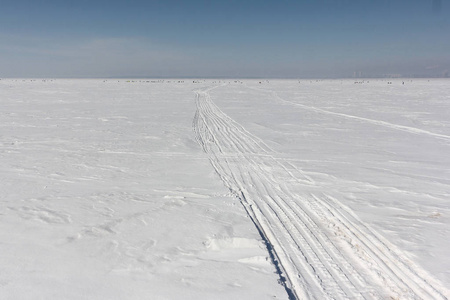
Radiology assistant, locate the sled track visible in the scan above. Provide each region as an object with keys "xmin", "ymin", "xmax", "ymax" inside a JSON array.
[
  {"xmin": 247, "ymin": 85, "xmax": 450, "ymax": 143},
  {"xmin": 192, "ymin": 86, "xmax": 449, "ymax": 300}
]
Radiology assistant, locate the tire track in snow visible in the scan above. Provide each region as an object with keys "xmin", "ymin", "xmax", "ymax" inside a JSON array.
[
  {"xmin": 249, "ymin": 86, "xmax": 450, "ymax": 143},
  {"xmin": 192, "ymin": 86, "xmax": 449, "ymax": 300}
]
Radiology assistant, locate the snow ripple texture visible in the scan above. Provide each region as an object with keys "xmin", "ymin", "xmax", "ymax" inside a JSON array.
[{"xmin": 192, "ymin": 86, "xmax": 449, "ymax": 300}]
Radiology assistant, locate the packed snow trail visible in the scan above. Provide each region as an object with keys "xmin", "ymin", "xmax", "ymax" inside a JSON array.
[
  {"xmin": 247, "ymin": 85, "xmax": 450, "ymax": 143},
  {"xmin": 193, "ymin": 86, "xmax": 449, "ymax": 300}
]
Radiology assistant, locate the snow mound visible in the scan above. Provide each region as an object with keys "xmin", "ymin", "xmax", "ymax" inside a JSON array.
[{"xmin": 205, "ymin": 237, "xmax": 262, "ymax": 251}]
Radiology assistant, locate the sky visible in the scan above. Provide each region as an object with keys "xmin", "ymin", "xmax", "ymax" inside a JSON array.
[{"xmin": 0, "ymin": 0, "xmax": 449, "ymax": 78}]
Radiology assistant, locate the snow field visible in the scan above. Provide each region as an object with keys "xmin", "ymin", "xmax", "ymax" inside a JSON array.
[
  {"xmin": 1, "ymin": 78, "xmax": 450, "ymax": 299},
  {"xmin": 0, "ymin": 79, "xmax": 287, "ymax": 299}
]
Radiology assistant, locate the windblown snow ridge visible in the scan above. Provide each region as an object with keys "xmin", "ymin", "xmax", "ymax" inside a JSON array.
[{"xmin": 192, "ymin": 86, "xmax": 449, "ymax": 300}]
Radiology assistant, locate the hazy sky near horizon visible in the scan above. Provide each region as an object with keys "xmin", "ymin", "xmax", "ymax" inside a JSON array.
[{"xmin": 1, "ymin": 0, "xmax": 449, "ymax": 78}]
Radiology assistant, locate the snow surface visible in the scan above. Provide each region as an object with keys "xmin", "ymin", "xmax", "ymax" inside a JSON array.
[{"xmin": 1, "ymin": 78, "xmax": 449, "ymax": 299}]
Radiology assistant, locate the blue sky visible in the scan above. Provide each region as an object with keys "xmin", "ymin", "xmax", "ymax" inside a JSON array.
[{"xmin": 1, "ymin": 0, "xmax": 449, "ymax": 78}]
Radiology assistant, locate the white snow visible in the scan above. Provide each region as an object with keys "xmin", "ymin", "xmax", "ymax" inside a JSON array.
[{"xmin": 1, "ymin": 78, "xmax": 449, "ymax": 299}]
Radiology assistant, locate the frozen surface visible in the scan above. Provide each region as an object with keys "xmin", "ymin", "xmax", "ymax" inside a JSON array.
[
  {"xmin": 0, "ymin": 79, "xmax": 286, "ymax": 300},
  {"xmin": 1, "ymin": 78, "xmax": 450, "ymax": 299}
]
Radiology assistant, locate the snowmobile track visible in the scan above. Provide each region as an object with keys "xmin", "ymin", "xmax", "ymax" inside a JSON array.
[{"xmin": 192, "ymin": 86, "xmax": 449, "ymax": 300}]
